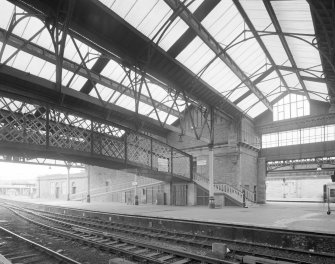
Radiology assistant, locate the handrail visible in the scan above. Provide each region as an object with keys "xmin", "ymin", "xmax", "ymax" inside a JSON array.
[
  {"xmin": 193, "ymin": 172, "xmax": 254, "ymax": 206},
  {"xmin": 239, "ymin": 185, "xmax": 256, "ymax": 202}
]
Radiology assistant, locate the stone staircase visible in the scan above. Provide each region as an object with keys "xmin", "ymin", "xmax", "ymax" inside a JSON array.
[{"xmin": 193, "ymin": 173, "xmax": 256, "ymax": 207}]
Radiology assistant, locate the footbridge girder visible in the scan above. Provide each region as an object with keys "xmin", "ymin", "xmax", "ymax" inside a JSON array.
[{"xmin": 0, "ymin": 94, "xmax": 192, "ymax": 183}]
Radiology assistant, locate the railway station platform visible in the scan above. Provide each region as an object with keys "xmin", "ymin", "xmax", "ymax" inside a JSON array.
[{"xmin": 1, "ymin": 197, "xmax": 335, "ymax": 235}]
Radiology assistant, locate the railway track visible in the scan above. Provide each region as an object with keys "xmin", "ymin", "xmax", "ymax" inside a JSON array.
[
  {"xmin": 0, "ymin": 225, "xmax": 81, "ymax": 264},
  {"xmin": 2, "ymin": 203, "xmax": 232, "ymax": 264},
  {"xmin": 3, "ymin": 202, "xmax": 335, "ymax": 264}
]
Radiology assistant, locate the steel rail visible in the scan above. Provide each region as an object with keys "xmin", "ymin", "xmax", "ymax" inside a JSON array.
[
  {"xmin": 30, "ymin": 206, "xmax": 334, "ymax": 264},
  {"xmin": 3, "ymin": 204, "xmax": 230, "ymax": 264},
  {"xmin": 0, "ymin": 225, "xmax": 81, "ymax": 264},
  {"xmin": 5, "ymin": 202, "xmax": 335, "ymax": 264}
]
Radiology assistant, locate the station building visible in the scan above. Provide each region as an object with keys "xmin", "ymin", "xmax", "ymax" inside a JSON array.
[{"xmin": 0, "ymin": 0, "xmax": 335, "ymax": 208}]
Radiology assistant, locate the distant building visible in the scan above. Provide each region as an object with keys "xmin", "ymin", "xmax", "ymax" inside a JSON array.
[
  {"xmin": 38, "ymin": 166, "xmax": 165, "ymax": 204},
  {"xmin": 38, "ymin": 172, "xmax": 87, "ymax": 200},
  {"xmin": 0, "ymin": 182, "xmax": 36, "ymax": 197}
]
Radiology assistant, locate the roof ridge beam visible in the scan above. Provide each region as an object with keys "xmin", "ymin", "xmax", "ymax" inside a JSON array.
[{"xmin": 164, "ymin": 0, "xmax": 273, "ymax": 111}]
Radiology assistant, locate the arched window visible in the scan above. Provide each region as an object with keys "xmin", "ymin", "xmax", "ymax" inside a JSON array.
[{"xmin": 273, "ymin": 94, "xmax": 309, "ymax": 121}]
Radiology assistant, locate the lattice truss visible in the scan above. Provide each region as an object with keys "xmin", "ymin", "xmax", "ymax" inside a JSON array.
[
  {"xmin": 267, "ymin": 157, "xmax": 335, "ymax": 172},
  {"xmin": 127, "ymin": 132, "xmax": 151, "ymax": 167},
  {"xmin": 0, "ymin": 96, "xmax": 191, "ymax": 178},
  {"xmin": 92, "ymin": 122, "xmax": 125, "ymax": 159},
  {"xmin": 0, "ymin": 0, "xmax": 218, "ymax": 141},
  {"xmin": 0, "ymin": 97, "xmax": 47, "ymax": 145},
  {"xmin": 49, "ymin": 110, "xmax": 91, "ymax": 151}
]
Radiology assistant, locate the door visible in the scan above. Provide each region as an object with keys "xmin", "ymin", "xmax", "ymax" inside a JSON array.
[
  {"xmin": 172, "ymin": 184, "xmax": 187, "ymax": 206},
  {"xmin": 55, "ymin": 187, "xmax": 60, "ymax": 199}
]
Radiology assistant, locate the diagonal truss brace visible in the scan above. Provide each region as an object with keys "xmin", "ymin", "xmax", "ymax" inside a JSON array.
[
  {"xmin": 0, "ymin": 28, "xmax": 179, "ymax": 117},
  {"xmin": 164, "ymin": 0, "xmax": 273, "ymax": 111},
  {"xmin": 263, "ymin": 0, "xmax": 311, "ymax": 101},
  {"xmin": 233, "ymin": 0, "xmax": 290, "ymax": 92}
]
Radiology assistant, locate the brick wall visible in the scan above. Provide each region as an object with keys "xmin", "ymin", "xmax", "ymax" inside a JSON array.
[
  {"xmin": 89, "ymin": 166, "xmax": 135, "ymax": 189},
  {"xmin": 39, "ymin": 173, "xmax": 87, "ymax": 200},
  {"xmin": 239, "ymin": 147, "xmax": 258, "ymax": 190}
]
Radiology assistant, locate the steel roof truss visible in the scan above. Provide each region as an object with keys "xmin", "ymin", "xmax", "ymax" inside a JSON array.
[
  {"xmin": 0, "ymin": 27, "xmax": 179, "ymax": 118},
  {"xmin": 263, "ymin": 0, "xmax": 311, "ymax": 101},
  {"xmin": 233, "ymin": 0, "xmax": 289, "ymax": 93},
  {"xmin": 164, "ymin": 0, "xmax": 273, "ymax": 111},
  {"xmin": 70, "ymin": 35, "xmax": 106, "ymax": 107},
  {"xmin": 143, "ymin": 78, "xmax": 163, "ymax": 126}
]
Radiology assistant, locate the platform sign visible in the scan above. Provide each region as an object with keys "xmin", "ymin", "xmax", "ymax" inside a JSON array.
[
  {"xmin": 197, "ymin": 160, "xmax": 207, "ymax": 166},
  {"xmin": 132, "ymin": 181, "xmax": 138, "ymax": 186}
]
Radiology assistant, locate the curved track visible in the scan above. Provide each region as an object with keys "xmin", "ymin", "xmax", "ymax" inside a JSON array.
[
  {"xmin": 2, "ymin": 203, "xmax": 231, "ymax": 264},
  {"xmin": 0, "ymin": 225, "xmax": 81, "ymax": 264},
  {"xmin": 2, "ymin": 200, "xmax": 335, "ymax": 264}
]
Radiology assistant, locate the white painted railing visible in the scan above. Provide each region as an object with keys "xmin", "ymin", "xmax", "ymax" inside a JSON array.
[
  {"xmin": 239, "ymin": 185, "xmax": 256, "ymax": 203},
  {"xmin": 214, "ymin": 183, "xmax": 244, "ymax": 203},
  {"xmin": 193, "ymin": 173, "xmax": 256, "ymax": 206}
]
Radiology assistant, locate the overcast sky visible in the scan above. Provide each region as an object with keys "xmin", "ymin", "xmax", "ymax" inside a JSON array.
[{"xmin": 0, "ymin": 162, "xmax": 84, "ymax": 182}]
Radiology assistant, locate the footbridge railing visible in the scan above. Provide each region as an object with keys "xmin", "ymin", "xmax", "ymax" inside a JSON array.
[{"xmin": 0, "ymin": 96, "xmax": 192, "ymax": 180}]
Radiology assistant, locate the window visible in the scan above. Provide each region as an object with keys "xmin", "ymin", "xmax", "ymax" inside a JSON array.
[
  {"xmin": 273, "ymin": 94, "xmax": 309, "ymax": 121},
  {"xmin": 261, "ymin": 133, "xmax": 278, "ymax": 148},
  {"xmin": 262, "ymin": 124, "xmax": 335, "ymax": 148},
  {"xmin": 278, "ymin": 130, "xmax": 300, "ymax": 146},
  {"xmin": 325, "ymin": 125, "xmax": 335, "ymax": 141},
  {"xmin": 301, "ymin": 126, "xmax": 324, "ymax": 144}
]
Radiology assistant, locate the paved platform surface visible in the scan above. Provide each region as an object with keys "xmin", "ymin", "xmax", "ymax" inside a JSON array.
[{"xmin": 2, "ymin": 196, "xmax": 335, "ymax": 234}]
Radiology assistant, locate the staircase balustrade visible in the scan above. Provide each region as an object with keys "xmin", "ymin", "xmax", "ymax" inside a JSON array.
[{"xmin": 193, "ymin": 172, "xmax": 255, "ymax": 206}]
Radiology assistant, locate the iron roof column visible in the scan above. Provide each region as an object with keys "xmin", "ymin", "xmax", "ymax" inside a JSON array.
[{"xmin": 208, "ymin": 107, "xmax": 215, "ymax": 208}]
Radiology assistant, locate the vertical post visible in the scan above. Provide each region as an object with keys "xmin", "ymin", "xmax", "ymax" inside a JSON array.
[
  {"xmin": 208, "ymin": 107, "xmax": 215, "ymax": 208},
  {"xmin": 124, "ymin": 132, "xmax": 128, "ymax": 164},
  {"xmin": 242, "ymin": 189, "xmax": 246, "ymax": 208},
  {"xmin": 46, "ymin": 107, "xmax": 50, "ymax": 148},
  {"xmin": 190, "ymin": 155, "xmax": 193, "ymax": 180},
  {"xmin": 208, "ymin": 144, "xmax": 215, "ymax": 208},
  {"xmin": 66, "ymin": 164, "xmax": 71, "ymax": 201},
  {"xmin": 254, "ymin": 185, "xmax": 257, "ymax": 202},
  {"xmin": 150, "ymin": 138, "xmax": 153, "ymax": 169},
  {"xmin": 87, "ymin": 165, "xmax": 91, "ymax": 203},
  {"xmin": 170, "ymin": 147, "xmax": 173, "ymax": 174},
  {"xmin": 90, "ymin": 119, "xmax": 94, "ymax": 154},
  {"xmin": 134, "ymin": 171, "xmax": 138, "ymax": 205}
]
